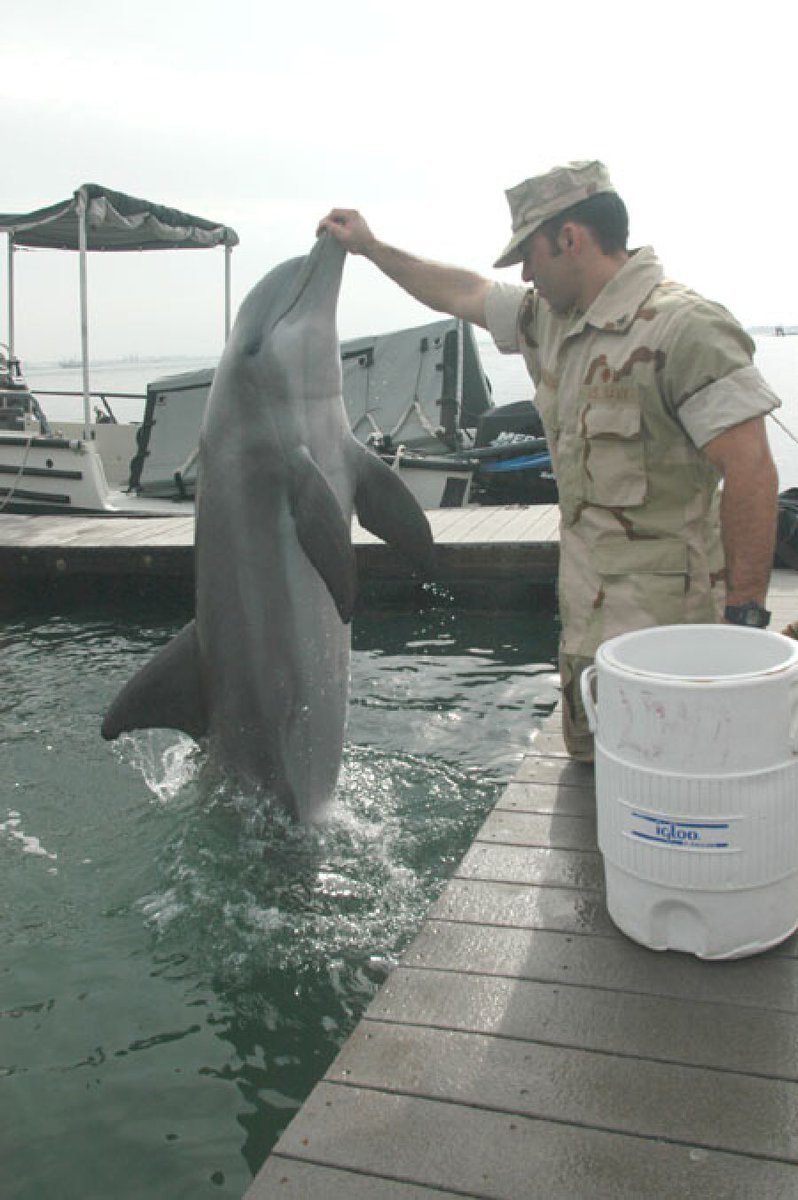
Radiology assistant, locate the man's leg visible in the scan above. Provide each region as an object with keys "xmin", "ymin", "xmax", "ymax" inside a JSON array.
[{"xmin": 559, "ymin": 649, "xmax": 595, "ymax": 762}]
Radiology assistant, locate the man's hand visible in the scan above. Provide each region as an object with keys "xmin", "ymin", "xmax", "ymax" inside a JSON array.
[
  {"xmin": 315, "ymin": 209, "xmax": 491, "ymax": 327},
  {"xmin": 317, "ymin": 209, "xmax": 377, "ymax": 257}
]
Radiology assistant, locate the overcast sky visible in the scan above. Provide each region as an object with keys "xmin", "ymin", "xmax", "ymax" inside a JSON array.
[{"xmin": 1, "ymin": 0, "xmax": 793, "ymax": 361}]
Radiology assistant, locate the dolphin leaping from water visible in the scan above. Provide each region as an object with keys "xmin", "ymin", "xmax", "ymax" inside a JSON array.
[{"xmin": 102, "ymin": 234, "xmax": 434, "ymax": 822}]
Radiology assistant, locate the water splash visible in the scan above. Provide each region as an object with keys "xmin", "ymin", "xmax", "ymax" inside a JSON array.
[
  {"xmin": 135, "ymin": 743, "xmax": 495, "ymax": 991},
  {"xmin": 115, "ymin": 731, "xmax": 202, "ymax": 804}
]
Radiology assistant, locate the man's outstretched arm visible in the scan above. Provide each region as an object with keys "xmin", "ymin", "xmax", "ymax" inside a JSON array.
[{"xmin": 317, "ymin": 208, "xmax": 492, "ymax": 329}]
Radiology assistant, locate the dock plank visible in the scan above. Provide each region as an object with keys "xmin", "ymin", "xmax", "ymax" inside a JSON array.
[
  {"xmin": 421, "ymin": 507, "xmax": 479, "ymax": 541},
  {"xmin": 528, "ymin": 504, "xmax": 561, "ymax": 541},
  {"xmin": 494, "ymin": 778, "xmax": 597, "ymax": 816},
  {"xmin": 402, "ymin": 921, "xmax": 798, "ymax": 1011},
  {"xmin": 455, "ymin": 843, "xmax": 604, "ymax": 889},
  {"xmin": 769, "ymin": 568, "xmax": 798, "ymax": 630},
  {"xmin": 244, "ymin": 1160, "xmax": 458, "ymax": 1199},
  {"xmin": 510, "ymin": 755, "xmax": 596, "ymax": 787},
  {"xmin": 474, "ymin": 808, "xmax": 598, "ymax": 850},
  {"xmin": 428, "ymin": 878, "xmax": 613, "ymax": 936},
  {"xmin": 366, "ymin": 966, "xmax": 798, "ymax": 1080},
  {"xmin": 326, "ymin": 1021, "xmax": 798, "ymax": 1160},
  {"xmin": 435, "ymin": 505, "xmax": 509, "ymax": 542},
  {"xmin": 252, "ymin": 1085, "xmax": 798, "ymax": 1200},
  {"xmin": 479, "ymin": 504, "xmax": 552, "ymax": 543}
]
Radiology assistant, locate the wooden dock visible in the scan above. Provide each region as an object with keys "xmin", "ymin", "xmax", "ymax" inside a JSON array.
[
  {"xmin": 0, "ymin": 506, "xmax": 560, "ymax": 593},
  {"xmin": 3, "ymin": 508, "xmax": 794, "ymax": 626},
  {"xmin": 245, "ymin": 572, "xmax": 798, "ymax": 1199}
]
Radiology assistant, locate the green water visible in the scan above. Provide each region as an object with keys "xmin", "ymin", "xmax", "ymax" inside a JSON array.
[{"xmin": 0, "ymin": 584, "xmax": 558, "ymax": 1198}]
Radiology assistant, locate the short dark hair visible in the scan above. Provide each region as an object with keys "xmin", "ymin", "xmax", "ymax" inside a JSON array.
[{"xmin": 540, "ymin": 191, "xmax": 629, "ymax": 255}]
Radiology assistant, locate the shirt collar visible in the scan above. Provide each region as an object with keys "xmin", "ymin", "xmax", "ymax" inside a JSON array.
[{"xmin": 567, "ymin": 246, "xmax": 664, "ymax": 337}]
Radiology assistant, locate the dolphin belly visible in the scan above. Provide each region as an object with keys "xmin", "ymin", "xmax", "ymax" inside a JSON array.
[
  {"xmin": 198, "ymin": 514, "xmax": 350, "ymax": 819},
  {"xmin": 102, "ymin": 234, "xmax": 433, "ymax": 824}
]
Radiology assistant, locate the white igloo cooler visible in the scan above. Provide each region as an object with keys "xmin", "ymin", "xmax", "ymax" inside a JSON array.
[{"xmin": 581, "ymin": 624, "xmax": 798, "ymax": 959}]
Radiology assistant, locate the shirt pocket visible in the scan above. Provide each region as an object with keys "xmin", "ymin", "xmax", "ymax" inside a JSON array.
[
  {"xmin": 593, "ymin": 536, "xmax": 688, "ymax": 576},
  {"xmin": 579, "ymin": 398, "xmax": 647, "ymax": 509},
  {"xmin": 590, "ymin": 535, "xmax": 690, "ymax": 634}
]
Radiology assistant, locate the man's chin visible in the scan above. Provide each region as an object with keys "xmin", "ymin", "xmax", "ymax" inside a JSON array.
[{"xmin": 546, "ymin": 294, "xmax": 579, "ymax": 317}]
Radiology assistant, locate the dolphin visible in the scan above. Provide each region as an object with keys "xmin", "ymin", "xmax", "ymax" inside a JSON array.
[{"xmin": 101, "ymin": 233, "xmax": 434, "ymax": 822}]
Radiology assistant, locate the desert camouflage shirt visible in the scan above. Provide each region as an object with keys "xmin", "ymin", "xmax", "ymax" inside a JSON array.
[{"xmin": 486, "ymin": 247, "xmax": 781, "ymax": 656}]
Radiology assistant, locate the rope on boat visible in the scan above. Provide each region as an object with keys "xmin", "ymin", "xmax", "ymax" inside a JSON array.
[{"xmin": 769, "ymin": 411, "xmax": 798, "ymax": 446}]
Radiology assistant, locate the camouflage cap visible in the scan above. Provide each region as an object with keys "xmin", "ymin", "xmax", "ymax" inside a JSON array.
[{"xmin": 493, "ymin": 160, "xmax": 616, "ymax": 269}]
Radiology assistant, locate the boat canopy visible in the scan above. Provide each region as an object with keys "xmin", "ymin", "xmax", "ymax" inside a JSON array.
[
  {"xmin": 1, "ymin": 185, "xmax": 238, "ymax": 438},
  {"xmin": 0, "ymin": 183, "xmax": 239, "ymax": 251}
]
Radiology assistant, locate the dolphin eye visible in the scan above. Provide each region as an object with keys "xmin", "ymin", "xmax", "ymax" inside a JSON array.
[{"xmin": 242, "ymin": 335, "xmax": 263, "ymax": 357}]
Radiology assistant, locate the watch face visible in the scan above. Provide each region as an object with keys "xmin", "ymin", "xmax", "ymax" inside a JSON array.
[{"xmin": 725, "ymin": 602, "xmax": 770, "ymax": 628}]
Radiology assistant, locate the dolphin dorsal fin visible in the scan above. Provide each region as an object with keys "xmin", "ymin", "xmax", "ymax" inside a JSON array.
[
  {"xmin": 287, "ymin": 446, "xmax": 357, "ymax": 624},
  {"xmin": 101, "ymin": 620, "xmax": 208, "ymax": 741}
]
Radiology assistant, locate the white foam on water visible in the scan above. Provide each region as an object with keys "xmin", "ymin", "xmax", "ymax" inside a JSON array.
[
  {"xmin": 132, "ymin": 744, "xmax": 486, "ymax": 990},
  {"xmin": 0, "ymin": 810, "xmax": 58, "ymax": 864},
  {"xmin": 115, "ymin": 731, "xmax": 201, "ymax": 804}
]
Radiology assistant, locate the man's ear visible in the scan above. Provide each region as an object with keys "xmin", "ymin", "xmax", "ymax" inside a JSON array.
[{"xmin": 558, "ymin": 221, "xmax": 580, "ymax": 253}]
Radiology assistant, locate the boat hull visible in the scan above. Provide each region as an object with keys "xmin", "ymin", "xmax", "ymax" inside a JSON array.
[{"xmin": 0, "ymin": 432, "xmax": 190, "ymax": 516}]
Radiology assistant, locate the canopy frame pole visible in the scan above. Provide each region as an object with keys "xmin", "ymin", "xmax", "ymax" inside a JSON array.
[
  {"xmin": 77, "ymin": 192, "xmax": 91, "ymax": 439},
  {"xmin": 5, "ymin": 231, "xmax": 15, "ymax": 362},
  {"xmin": 224, "ymin": 244, "xmax": 232, "ymax": 342},
  {"xmin": 456, "ymin": 318, "xmax": 464, "ymax": 435},
  {"xmin": 6, "ymin": 234, "xmax": 14, "ymax": 361}
]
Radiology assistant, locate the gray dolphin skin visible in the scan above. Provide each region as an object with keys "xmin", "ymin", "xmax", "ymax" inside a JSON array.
[{"xmin": 101, "ymin": 233, "xmax": 434, "ymax": 822}]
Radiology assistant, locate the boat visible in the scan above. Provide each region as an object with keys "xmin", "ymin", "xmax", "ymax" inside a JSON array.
[
  {"xmin": 0, "ymin": 325, "xmax": 556, "ymax": 516},
  {"xmin": 775, "ymin": 488, "xmax": 798, "ymax": 570},
  {"xmin": 339, "ymin": 318, "xmax": 555, "ymax": 507},
  {"xmin": 0, "ymin": 187, "xmax": 554, "ymax": 515},
  {"xmin": 0, "ymin": 184, "xmax": 237, "ymax": 516},
  {"xmin": 126, "ymin": 323, "xmax": 488, "ymax": 509},
  {"xmin": 126, "ymin": 317, "xmax": 556, "ymax": 512}
]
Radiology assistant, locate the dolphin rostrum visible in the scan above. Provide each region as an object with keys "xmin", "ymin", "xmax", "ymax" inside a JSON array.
[{"xmin": 102, "ymin": 234, "xmax": 434, "ymax": 822}]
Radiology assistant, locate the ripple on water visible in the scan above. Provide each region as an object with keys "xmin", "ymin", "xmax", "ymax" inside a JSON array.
[{"xmin": 119, "ymin": 733, "xmax": 494, "ymax": 990}]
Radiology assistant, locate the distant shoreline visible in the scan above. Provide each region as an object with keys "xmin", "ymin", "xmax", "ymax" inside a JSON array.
[
  {"xmin": 25, "ymin": 354, "xmax": 219, "ymax": 372},
  {"xmin": 23, "ymin": 329, "xmax": 798, "ymax": 371}
]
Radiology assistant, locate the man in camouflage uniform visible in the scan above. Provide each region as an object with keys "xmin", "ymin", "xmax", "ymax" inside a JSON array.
[{"xmin": 319, "ymin": 162, "xmax": 780, "ymax": 760}]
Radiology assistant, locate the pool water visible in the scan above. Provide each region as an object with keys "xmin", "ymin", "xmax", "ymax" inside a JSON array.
[{"xmin": 0, "ymin": 583, "xmax": 558, "ymax": 1198}]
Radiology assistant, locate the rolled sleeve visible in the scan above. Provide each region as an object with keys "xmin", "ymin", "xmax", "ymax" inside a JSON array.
[
  {"xmin": 679, "ymin": 365, "xmax": 781, "ymax": 448},
  {"xmin": 485, "ymin": 282, "xmax": 528, "ymax": 354},
  {"xmin": 662, "ymin": 299, "xmax": 782, "ymax": 446}
]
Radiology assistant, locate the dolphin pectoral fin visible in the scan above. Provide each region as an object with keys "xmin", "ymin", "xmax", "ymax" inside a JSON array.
[
  {"xmin": 354, "ymin": 445, "xmax": 436, "ymax": 576},
  {"xmin": 101, "ymin": 620, "xmax": 208, "ymax": 742},
  {"xmin": 288, "ymin": 446, "xmax": 357, "ymax": 624}
]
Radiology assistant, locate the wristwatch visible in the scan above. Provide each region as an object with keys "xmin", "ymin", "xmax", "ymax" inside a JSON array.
[{"xmin": 723, "ymin": 600, "xmax": 771, "ymax": 628}]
